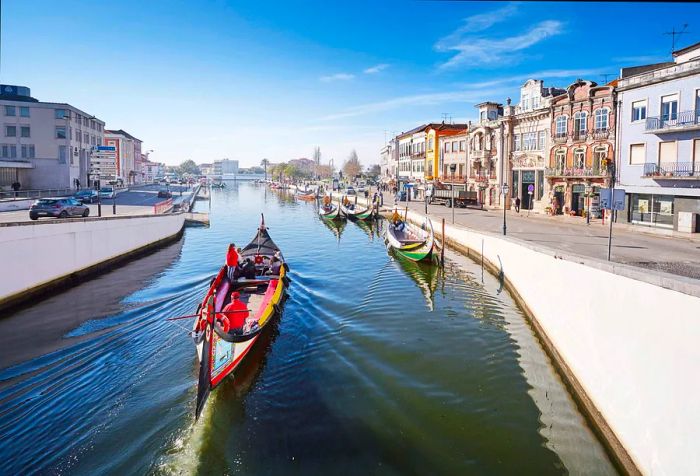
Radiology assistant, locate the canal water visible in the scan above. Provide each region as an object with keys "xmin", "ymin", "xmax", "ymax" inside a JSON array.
[{"xmin": 0, "ymin": 183, "xmax": 616, "ymax": 475}]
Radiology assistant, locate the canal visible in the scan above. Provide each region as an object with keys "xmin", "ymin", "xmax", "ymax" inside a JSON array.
[{"xmin": 0, "ymin": 183, "xmax": 616, "ymax": 475}]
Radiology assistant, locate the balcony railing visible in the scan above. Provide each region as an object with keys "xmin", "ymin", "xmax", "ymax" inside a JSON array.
[
  {"xmin": 572, "ymin": 130, "xmax": 587, "ymax": 141},
  {"xmin": 470, "ymin": 149, "xmax": 491, "ymax": 159},
  {"xmin": 645, "ymin": 110, "xmax": 700, "ymax": 132},
  {"xmin": 553, "ymin": 132, "xmax": 568, "ymax": 144},
  {"xmin": 469, "ymin": 172, "xmax": 497, "ymax": 181},
  {"xmin": 591, "ymin": 128, "xmax": 610, "ymax": 140},
  {"xmin": 545, "ymin": 167, "xmax": 607, "ymax": 177},
  {"xmin": 642, "ymin": 162, "xmax": 700, "ymax": 178}
]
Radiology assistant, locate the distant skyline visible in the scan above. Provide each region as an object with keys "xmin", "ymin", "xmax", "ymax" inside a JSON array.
[{"xmin": 2, "ymin": 1, "xmax": 698, "ymax": 167}]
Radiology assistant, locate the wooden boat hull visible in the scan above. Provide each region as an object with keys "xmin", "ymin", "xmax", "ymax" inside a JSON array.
[
  {"xmin": 340, "ymin": 202, "xmax": 374, "ymax": 220},
  {"xmin": 385, "ymin": 217, "xmax": 436, "ymax": 262},
  {"xmin": 319, "ymin": 203, "xmax": 341, "ymax": 220},
  {"xmin": 192, "ymin": 218, "xmax": 288, "ymax": 419}
]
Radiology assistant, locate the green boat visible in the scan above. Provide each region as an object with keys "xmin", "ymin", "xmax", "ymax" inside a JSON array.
[
  {"xmin": 319, "ymin": 201, "xmax": 341, "ymax": 220},
  {"xmin": 385, "ymin": 213, "xmax": 437, "ymax": 262},
  {"xmin": 339, "ymin": 199, "xmax": 374, "ymax": 221}
]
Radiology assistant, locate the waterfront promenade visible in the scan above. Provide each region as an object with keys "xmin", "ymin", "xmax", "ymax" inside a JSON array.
[{"xmin": 385, "ymin": 197, "xmax": 700, "ymax": 280}]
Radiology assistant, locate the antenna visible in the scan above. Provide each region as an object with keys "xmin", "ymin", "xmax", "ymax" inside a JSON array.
[
  {"xmin": 441, "ymin": 112, "xmax": 451, "ymax": 123},
  {"xmin": 664, "ymin": 23, "xmax": 689, "ymax": 54},
  {"xmin": 601, "ymin": 73, "xmax": 616, "ymax": 83}
]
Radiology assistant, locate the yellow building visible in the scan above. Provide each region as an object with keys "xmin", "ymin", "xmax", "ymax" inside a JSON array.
[{"xmin": 424, "ymin": 123, "xmax": 468, "ymax": 181}]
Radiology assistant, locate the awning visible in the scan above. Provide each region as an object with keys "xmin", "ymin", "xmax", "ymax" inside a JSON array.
[{"xmin": 0, "ymin": 160, "xmax": 34, "ymax": 169}]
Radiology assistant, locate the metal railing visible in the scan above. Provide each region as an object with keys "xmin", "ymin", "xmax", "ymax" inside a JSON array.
[
  {"xmin": 0, "ymin": 187, "xmax": 73, "ymax": 200},
  {"xmin": 591, "ymin": 128, "xmax": 611, "ymax": 140},
  {"xmin": 545, "ymin": 167, "xmax": 606, "ymax": 177},
  {"xmin": 645, "ymin": 110, "xmax": 700, "ymax": 132},
  {"xmin": 572, "ymin": 130, "xmax": 587, "ymax": 141},
  {"xmin": 553, "ymin": 132, "xmax": 568, "ymax": 143},
  {"xmin": 642, "ymin": 162, "xmax": 700, "ymax": 178},
  {"xmin": 153, "ymin": 198, "xmax": 174, "ymax": 214}
]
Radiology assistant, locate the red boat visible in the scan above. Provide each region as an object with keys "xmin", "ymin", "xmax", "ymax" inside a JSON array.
[{"xmin": 191, "ymin": 215, "xmax": 289, "ymax": 419}]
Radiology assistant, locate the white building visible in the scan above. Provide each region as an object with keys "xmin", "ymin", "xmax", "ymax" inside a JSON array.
[
  {"xmin": 0, "ymin": 84, "xmax": 105, "ymax": 190},
  {"xmin": 616, "ymin": 41, "xmax": 700, "ymax": 232},
  {"xmin": 396, "ymin": 125, "xmax": 427, "ymax": 183},
  {"xmin": 379, "ymin": 138, "xmax": 397, "ymax": 182}
]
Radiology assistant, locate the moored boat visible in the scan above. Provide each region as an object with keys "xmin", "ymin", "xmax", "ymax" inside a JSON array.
[
  {"xmin": 190, "ymin": 215, "xmax": 289, "ymax": 419},
  {"xmin": 384, "ymin": 210, "xmax": 437, "ymax": 262},
  {"xmin": 339, "ymin": 197, "xmax": 374, "ymax": 220},
  {"xmin": 319, "ymin": 196, "xmax": 341, "ymax": 220}
]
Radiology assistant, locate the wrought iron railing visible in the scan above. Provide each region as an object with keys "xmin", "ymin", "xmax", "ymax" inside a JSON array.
[
  {"xmin": 591, "ymin": 128, "xmax": 610, "ymax": 140},
  {"xmin": 572, "ymin": 130, "xmax": 587, "ymax": 141},
  {"xmin": 645, "ymin": 110, "xmax": 700, "ymax": 132},
  {"xmin": 553, "ymin": 132, "xmax": 568, "ymax": 143},
  {"xmin": 643, "ymin": 162, "xmax": 700, "ymax": 178},
  {"xmin": 545, "ymin": 167, "xmax": 606, "ymax": 177}
]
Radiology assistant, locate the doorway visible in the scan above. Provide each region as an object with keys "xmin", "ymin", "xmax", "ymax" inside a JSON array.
[
  {"xmin": 521, "ymin": 170, "xmax": 535, "ymax": 210},
  {"xmin": 553, "ymin": 186, "xmax": 564, "ymax": 214},
  {"xmin": 571, "ymin": 184, "xmax": 585, "ymax": 215}
]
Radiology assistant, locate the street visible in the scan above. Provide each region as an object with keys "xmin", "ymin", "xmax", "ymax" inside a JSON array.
[{"xmin": 0, "ymin": 183, "xmax": 194, "ymax": 223}]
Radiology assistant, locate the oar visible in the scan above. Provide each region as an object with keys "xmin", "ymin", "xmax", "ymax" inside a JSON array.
[{"xmin": 166, "ymin": 309, "xmax": 254, "ymax": 321}]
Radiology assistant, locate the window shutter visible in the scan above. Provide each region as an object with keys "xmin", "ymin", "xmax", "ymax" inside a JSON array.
[
  {"xmin": 658, "ymin": 141, "xmax": 677, "ymax": 163},
  {"xmin": 630, "ymin": 144, "xmax": 646, "ymax": 165}
]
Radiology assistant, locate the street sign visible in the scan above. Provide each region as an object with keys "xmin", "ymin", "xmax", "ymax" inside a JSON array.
[
  {"xmin": 527, "ymin": 184, "xmax": 534, "ymax": 195},
  {"xmin": 97, "ymin": 146, "xmax": 116, "ymax": 151},
  {"xmin": 600, "ymin": 188, "xmax": 625, "ymax": 210}
]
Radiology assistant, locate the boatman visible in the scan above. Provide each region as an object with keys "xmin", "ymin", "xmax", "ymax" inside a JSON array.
[{"xmin": 226, "ymin": 244, "xmax": 238, "ymax": 281}]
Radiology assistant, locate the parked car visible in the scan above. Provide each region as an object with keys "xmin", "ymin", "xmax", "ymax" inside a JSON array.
[
  {"xmin": 99, "ymin": 187, "xmax": 115, "ymax": 199},
  {"xmin": 74, "ymin": 189, "xmax": 98, "ymax": 203},
  {"xmin": 29, "ymin": 198, "xmax": 89, "ymax": 220},
  {"xmin": 345, "ymin": 186, "xmax": 357, "ymax": 195},
  {"xmin": 158, "ymin": 188, "xmax": 172, "ymax": 198}
]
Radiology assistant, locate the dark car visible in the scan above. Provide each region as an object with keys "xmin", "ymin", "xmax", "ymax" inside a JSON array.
[
  {"xmin": 158, "ymin": 188, "xmax": 172, "ymax": 198},
  {"xmin": 29, "ymin": 198, "xmax": 89, "ymax": 220},
  {"xmin": 345, "ymin": 186, "xmax": 357, "ymax": 195},
  {"xmin": 74, "ymin": 189, "xmax": 98, "ymax": 203}
]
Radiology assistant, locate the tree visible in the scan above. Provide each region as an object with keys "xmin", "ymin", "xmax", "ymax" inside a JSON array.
[
  {"xmin": 260, "ymin": 158, "xmax": 270, "ymax": 179},
  {"xmin": 367, "ymin": 164, "xmax": 381, "ymax": 177},
  {"xmin": 343, "ymin": 150, "xmax": 362, "ymax": 179},
  {"xmin": 312, "ymin": 147, "xmax": 321, "ymax": 166},
  {"xmin": 178, "ymin": 159, "xmax": 200, "ymax": 176},
  {"xmin": 316, "ymin": 164, "xmax": 332, "ymax": 179}
]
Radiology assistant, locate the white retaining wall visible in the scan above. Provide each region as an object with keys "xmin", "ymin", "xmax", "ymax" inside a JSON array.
[
  {"xmin": 404, "ymin": 208, "xmax": 700, "ymax": 475},
  {"xmin": 1, "ymin": 213, "xmax": 184, "ymax": 303}
]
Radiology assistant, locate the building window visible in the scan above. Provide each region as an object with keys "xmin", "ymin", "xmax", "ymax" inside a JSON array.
[
  {"xmin": 661, "ymin": 94, "xmax": 679, "ymax": 122},
  {"xmin": 514, "ymin": 134, "xmax": 521, "ymax": 151},
  {"xmin": 555, "ymin": 150, "xmax": 565, "ymax": 170},
  {"xmin": 459, "ymin": 140, "xmax": 465, "ymax": 151},
  {"xmin": 629, "ymin": 143, "xmax": 646, "ymax": 165},
  {"xmin": 555, "ymin": 116, "xmax": 567, "ymax": 135},
  {"xmin": 594, "ymin": 109, "xmax": 609, "ymax": 130},
  {"xmin": 632, "ymin": 100, "xmax": 647, "ymax": 122},
  {"xmin": 20, "ymin": 126, "xmax": 30, "ymax": 138},
  {"xmin": 5, "ymin": 125, "xmax": 16, "ymax": 137},
  {"xmin": 19, "ymin": 107, "xmax": 29, "ymax": 117},
  {"xmin": 452, "ymin": 141, "xmax": 458, "ymax": 152},
  {"xmin": 480, "ymin": 111, "xmax": 486, "ymax": 122},
  {"xmin": 574, "ymin": 111, "xmax": 587, "ymax": 133},
  {"xmin": 58, "ymin": 145, "xmax": 67, "ymax": 163},
  {"xmin": 56, "ymin": 126, "xmax": 67, "ymax": 139},
  {"xmin": 658, "ymin": 141, "xmax": 677, "ymax": 164},
  {"xmin": 538, "ymin": 130, "xmax": 546, "ymax": 150},
  {"xmin": 55, "ymin": 109, "xmax": 66, "ymax": 119},
  {"xmin": 4, "ymin": 106, "xmax": 16, "ymax": 116},
  {"xmin": 84, "ymin": 133, "xmax": 89, "ymax": 143},
  {"xmin": 594, "ymin": 147, "xmax": 607, "ymax": 173},
  {"xmin": 524, "ymin": 132, "xmax": 536, "ymax": 151},
  {"xmin": 521, "ymin": 94, "xmax": 530, "ymax": 110},
  {"xmin": 21, "ymin": 144, "xmax": 35, "ymax": 159},
  {"xmin": 574, "ymin": 148, "xmax": 585, "ymax": 168}
]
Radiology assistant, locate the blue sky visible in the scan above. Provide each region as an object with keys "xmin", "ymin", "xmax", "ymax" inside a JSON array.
[{"xmin": 2, "ymin": 0, "xmax": 698, "ymax": 167}]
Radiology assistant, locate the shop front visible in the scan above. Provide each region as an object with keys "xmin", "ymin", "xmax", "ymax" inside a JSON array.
[
  {"xmin": 629, "ymin": 194, "xmax": 675, "ymax": 228},
  {"xmin": 512, "ymin": 169, "xmax": 545, "ymax": 211}
]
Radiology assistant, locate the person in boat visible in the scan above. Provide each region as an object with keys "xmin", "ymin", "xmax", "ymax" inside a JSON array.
[
  {"xmin": 226, "ymin": 244, "xmax": 239, "ymax": 281},
  {"xmin": 391, "ymin": 210, "xmax": 406, "ymax": 232},
  {"xmin": 219, "ymin": 291, "xmax": 250, "ymax": 333},
  {"xmin": 267, "ymin": 254, "xmax": 282, "ymax": 276}
]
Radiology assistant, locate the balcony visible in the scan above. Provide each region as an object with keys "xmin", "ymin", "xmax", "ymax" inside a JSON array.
[
  {"xmin": 572, "ymin": 130, "xmax": 587, "ymax": 142},
  {"xmin": 645, "ymin": 110, "xmax": 700, "ymax": 133},
  {"xmin": 545, "ymin": 167, "xmax": 607, "ymax": 178},
  {"xmin": 642, "ymin": 162, "xmax": 700, "ymax": 179},
  {"xmin": 469, "ymin": 172, "xmax": 497, "ymax": 182},
  {"xmin": 470, "ymin": 149, "xmax": 491, "ymax": 160},
  {"xmin": 591, "ymin": 128, "xmax": 611, "ymax": 140},
  {"xmin": 553, "ymin": 133, "xmax": 568, "ymax": 144}
]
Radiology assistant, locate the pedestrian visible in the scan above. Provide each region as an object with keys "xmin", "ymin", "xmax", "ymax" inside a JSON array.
[
  {"xmin": 364, "ymin": 189, "xmax": 369, "ymax": 200},
  {"xmin": 515, "ymin": 196, "xmax": 521, "ymax": 213},
  {"xmin": 76, "ymin": 178, "xmax": 81, "ymax": 190},
  {"xmin": 11, "ymin": 180, "xmax": 21, "ymax": 192}
]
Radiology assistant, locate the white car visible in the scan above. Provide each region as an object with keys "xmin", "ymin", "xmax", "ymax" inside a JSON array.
[{"xmin": 99, "ymin": 186, "xmax": 115, "ymax": 199}]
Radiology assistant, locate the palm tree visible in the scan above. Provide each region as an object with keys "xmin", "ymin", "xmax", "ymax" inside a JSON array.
[{"xmin": 261, "ymin": 158, "xmax": 269, "ymax": 181}]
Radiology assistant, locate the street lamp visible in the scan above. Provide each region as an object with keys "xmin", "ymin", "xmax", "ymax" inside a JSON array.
[
  {"xmin": 501, "ymin": 183, "xmax": 509, "ymax": 235},
  {"xmin": 585, "ymin": 183, "xmax": 592, "ymax": 225},
  {"xmin": 449, "ymin": 163, "xmax": 457, "ymax": 224}
]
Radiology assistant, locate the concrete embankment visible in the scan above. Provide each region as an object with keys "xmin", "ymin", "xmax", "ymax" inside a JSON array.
[
  {"xmin": 0, "ymin": 212, "xmax": 185, "ymax": 311},
  {"xmin": 330, "ymin": 191, "xmax": 699, "ymax": 474}
]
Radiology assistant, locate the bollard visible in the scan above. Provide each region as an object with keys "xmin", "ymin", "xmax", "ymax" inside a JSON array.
[
  {"xmin": 112, "ymin": 195, "xmax": 116, "ymax": 215},
  {"xmin": 441, "ymin": 218, "xmax": 445, "ymax": 266}
]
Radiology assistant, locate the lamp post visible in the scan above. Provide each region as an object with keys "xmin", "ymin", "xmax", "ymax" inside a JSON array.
[
  {"xmin": 501, "ymin": 183, "xmax": 509, "ymax": 235},
  {"xmin": 586, "ymin": 183, "xmax": 592, "ymax": 225},
  {"xmin": 449, "ymin": 163, "xmax": 457, "ymax": 224}
]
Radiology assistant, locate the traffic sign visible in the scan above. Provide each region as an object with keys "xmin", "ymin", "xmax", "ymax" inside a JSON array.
[
  {"xmin": 600, "ymin": 188, "xmax": 625, "ymax": 210},
  {"xmin": 97, "ymin": 146, "xmax": 116, "ymax": 151},
  {"xmin": 527, "ymin": 184, "xmax": 534, "ymax": 195}
]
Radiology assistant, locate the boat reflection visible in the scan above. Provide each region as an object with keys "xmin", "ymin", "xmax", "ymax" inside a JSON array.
[
  {"xmin": 352, "ymin": 218, "xmax": 381, "ymax": 241},
  {"xmin": 319, "ymin": 215, "xmax": 347, "ymax": 242},
  {"xmin": 392, "ymin": 255, "xmax": 440, "ymax": 311}
]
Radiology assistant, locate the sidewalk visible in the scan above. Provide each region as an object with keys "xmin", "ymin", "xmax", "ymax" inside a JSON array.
[{"xmin": 383, "ymin": 197, "xmax": 700, "ymax": 280}]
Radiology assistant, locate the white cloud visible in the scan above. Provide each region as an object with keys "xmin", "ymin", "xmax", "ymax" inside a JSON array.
[
  {"xmin": 363, "ymin": 64, "xmax": 389, "ymax": 74},
  {"xmin": 435, "ymin": 2, "xmax": 563, "ymax": 70},
  {"xmin": 319, "ymin": 73, "xmax": 355, "ymax": 82}
]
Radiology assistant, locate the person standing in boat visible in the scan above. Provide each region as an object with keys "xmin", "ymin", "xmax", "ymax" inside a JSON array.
[{"xmin": 226, "ymin": 244, "xmax": 238, "ymax": 281}]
